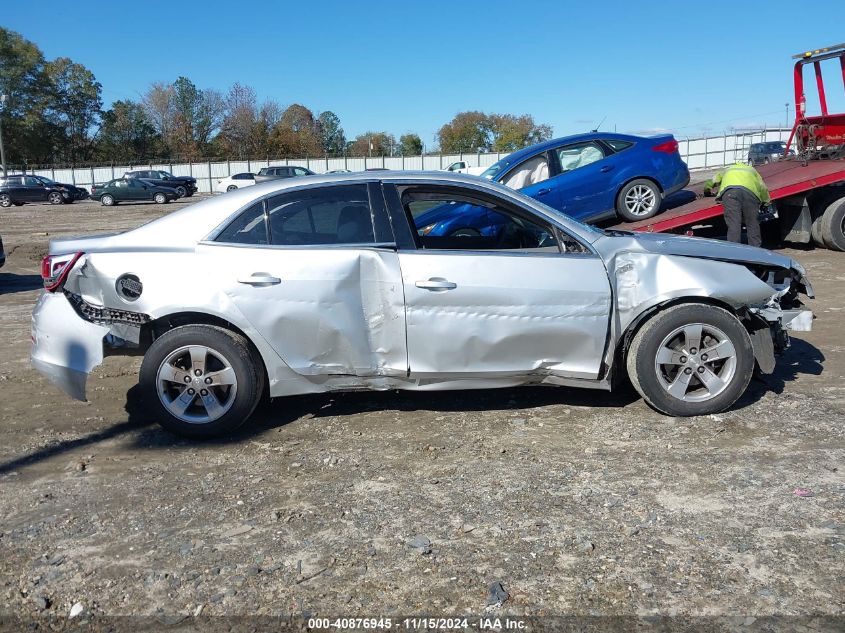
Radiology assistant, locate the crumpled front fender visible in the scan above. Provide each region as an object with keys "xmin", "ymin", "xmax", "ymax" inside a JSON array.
[{"xmin": 31, "ymin": 292, "xmax": 108, "ymax": 401}]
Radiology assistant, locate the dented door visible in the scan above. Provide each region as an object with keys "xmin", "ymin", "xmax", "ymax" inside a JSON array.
[
  {"xmin": 201, "ymin": 244, "xmax": 407, "ymax": 377},
  {"xmin": 399, "ymin": 251, "xmax": 612, "ymax": 379}
]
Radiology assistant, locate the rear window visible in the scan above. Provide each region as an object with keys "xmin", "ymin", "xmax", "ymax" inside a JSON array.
[{"xmin": 606, "ymin": 139, "xmax": 634, "ymax": 152}]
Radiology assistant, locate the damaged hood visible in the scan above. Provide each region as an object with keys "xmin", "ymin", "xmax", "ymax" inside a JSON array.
[{"xmin": 594, "ymin": 231, "xmax": 813, "ymax": 297}]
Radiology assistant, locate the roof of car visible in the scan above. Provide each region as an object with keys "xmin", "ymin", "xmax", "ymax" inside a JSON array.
[{"xmin": 486, "ymin": 132, "xmax": 657, "ymax": 170}]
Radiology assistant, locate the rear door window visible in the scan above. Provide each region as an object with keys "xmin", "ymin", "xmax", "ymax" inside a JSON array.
[
  {"xmin": 556, "ymin": 141, "xmax": 606, "ymax": 172},
  {"xmin": 266, "ymin": 184, "xmax": 375, "ymax": 245}
]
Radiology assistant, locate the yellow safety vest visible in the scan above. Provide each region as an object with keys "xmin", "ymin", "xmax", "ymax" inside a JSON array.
[{"xmin": 709, "ymin": 163, "xmax": 771, "ymax": 204}]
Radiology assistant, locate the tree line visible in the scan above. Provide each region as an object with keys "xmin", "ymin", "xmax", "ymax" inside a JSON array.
[{"xmin": 0, "ymin": 27, "xmax": 553, "ymax": 166}]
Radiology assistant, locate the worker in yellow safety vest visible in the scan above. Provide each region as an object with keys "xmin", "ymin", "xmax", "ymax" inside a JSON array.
[{"xmin": 702, "ymin": 163, "xmax": 771, "ymax": 247}]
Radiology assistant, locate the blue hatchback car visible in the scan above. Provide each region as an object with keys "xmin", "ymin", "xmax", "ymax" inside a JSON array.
[{"xmin": 418, "ymin": 133, "xmax": 689, "ymax": 235}]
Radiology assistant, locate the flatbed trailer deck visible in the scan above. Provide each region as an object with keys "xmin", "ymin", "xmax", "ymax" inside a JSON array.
[{"xmin": 613, "ymin": 158, "xmax": 845, "ymax": 234}]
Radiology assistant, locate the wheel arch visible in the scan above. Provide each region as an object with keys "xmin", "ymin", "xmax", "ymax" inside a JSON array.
[
  {"xmin": 141, "ymin": 310, "xmax": 270, "ymax": 388},
  {"xmin": 616, "ymin": 174, "xmax": 664, "ymax": 198},
  {"xmin": 614, "ymin": 296, "xmax": 770, "ymax": 382},
  {"xmin": 615, "ymin": 297, "xmax": 738, "ymax": 371}
]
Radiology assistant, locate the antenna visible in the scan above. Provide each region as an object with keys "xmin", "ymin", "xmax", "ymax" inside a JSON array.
[{"xmin": 591, "ymin": 116, "xmax": 606, "ymax": 133}]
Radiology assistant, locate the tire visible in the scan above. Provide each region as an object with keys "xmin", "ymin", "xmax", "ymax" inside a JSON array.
[
  {"xmin": 48, "ymin": 192, "xmax": 64, "ymax": 205},
  {"xmin": 154, "ymin": 192, "xmax": 167, "ymax": 204},
  {"xmin": 139, "ymin": 325, "xmax": 265, "ymax": 439},
  {"xmin": 819, "ymin": 197, "xmax": 845, "ymax": 251},
  {"xmin": 616, "ymin": 179, "xmax": 663, "ymax": 222},
  {"xmin": 626, "ymin": 304, "xmax": 754, "ymax": 417},
  {"xmin": 0, "ymin": 194, "xmax": 11, "ymax": 208},
  {"xmin": 226, "ymin": 185, "xmax": 238, "ymax": 192},
  {"xmin": 175, "ymin": 185, "xmax": 187, "ymax": 198},
  {"xmin": 810, "ymin": 213, "xmax": 826, "ymax": 247},
  {"xmin": 100, "ymin": 194, "xmax": 115, "ymax": 207}
]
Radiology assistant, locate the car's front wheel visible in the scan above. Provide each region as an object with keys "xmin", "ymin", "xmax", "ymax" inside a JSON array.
[
  {"xmin": 616, "ymin": 179, "xmax": 662, "ymax": 222},
  {"xmin": 626, "ymin": 304, "xmax": 754, "ymax": 417},
  {"xmin": 175, "ymin": 185, "xmax": 187, "ymax": 197},
  {"xmin": 139, "ymin": 325, "xmax": 264, "ymax": 438},
  {"xmin": 48, "ymin": 192, "xmax": 64, "ymax": 205}
]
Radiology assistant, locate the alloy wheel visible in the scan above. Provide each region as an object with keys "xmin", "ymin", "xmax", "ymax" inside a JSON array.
[
  {"xmin": 624, "ymin": 184, "xmax": 657, "ymax": 216},
  {"xmin": 653, "ymin": 323, "xmax": 737, "ymax": 402},
  {"xmin": 156, "ymin": 345, "xmax": 238, "ymax": 424}
]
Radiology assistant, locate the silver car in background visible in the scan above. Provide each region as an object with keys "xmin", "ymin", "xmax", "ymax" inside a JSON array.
[{"xmin": 31, "ymin": 172, "xmax": 813, "ymax": 438}]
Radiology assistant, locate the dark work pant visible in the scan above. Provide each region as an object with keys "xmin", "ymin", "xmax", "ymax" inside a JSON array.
[{"xmin": 721, "ymin": 187, "xmax": 762, "ymax": 247}]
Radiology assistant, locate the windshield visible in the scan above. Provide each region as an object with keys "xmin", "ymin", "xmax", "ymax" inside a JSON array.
[
  {"xmin": 480, "ymin": 161, "xmax": 505, "ymax": 180},
  {"xmin": 36, "ymin": 176, "xmax": 56, "ymax": 185}
]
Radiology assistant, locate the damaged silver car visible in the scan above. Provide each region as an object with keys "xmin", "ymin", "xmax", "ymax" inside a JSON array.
[{"xmin": 31, "ymin": 172, "xmax": 814, "ymax": 438}]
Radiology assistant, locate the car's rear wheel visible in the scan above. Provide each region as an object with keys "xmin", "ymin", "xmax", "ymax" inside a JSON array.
[
  {"xmin": 140, "ymin": 325, "xmax": 264, "ymax": 439},
  {"xmin": 616, "ymin": 179, "xmax": 662, "ymax": 222},
  {"xmin": 0, "ymin": 194, "xmax": 11, "ymax": 208},
  {"xmin": 100, "ymin": 194, "xmax": 115, "ymax": 206},
  {"xmin": 626, "ymin": 304, "xmax": 754, "ymax": 417},
  {"xmin": 154, "ymin": 192, "xmax": 167, "ymax": 204},
  {"xmin": 48, "ymin": 192, "xmax": 64, "ymax": 205},
  {"xmin": 819, "ymin": 197, "xmax": 845, "ymax": 251},
  {"xmin": 175, "ymin": 185, "xmax": 187, "ymax": 198},
  {"xmin": 226, "ymin": 185, "xmax": 238, "ymax": 192}
]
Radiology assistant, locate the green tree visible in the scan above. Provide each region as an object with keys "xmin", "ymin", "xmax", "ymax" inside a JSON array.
[
  {"xmin": 437, "ymin": 111, "xmax": 492, "ymax": 153},
  {"xmin": 43, "ymin": 57, "xmax": 102, "ymax": 161},
  {"xmin": 490, "ymin": 114, "xmax": 552, "ymax": 151},
  {"xmin": 316, "ymin": 111, "xmax": 345, "ymax": 155},
  {"xmin": 0, "ymin": 28, "xmax": 63, "ymax": 163},
  {"xmin": 399, "ymin": 133, "xmax": 423, "ymax": 155},
  {"xmin": 95, "ymin": 100, "xmax": 159, "ymax": 162}
]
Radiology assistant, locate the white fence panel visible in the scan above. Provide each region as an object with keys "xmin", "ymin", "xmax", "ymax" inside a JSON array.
[{"xmin": 9, "ymin": 129, "xmax": 796, "ymax": 193}]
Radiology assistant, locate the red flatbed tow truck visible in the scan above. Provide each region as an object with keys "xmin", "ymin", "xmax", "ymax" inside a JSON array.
[{"xmin": 612, "ymin": 44, "xmax": 845, "ymax": 251}]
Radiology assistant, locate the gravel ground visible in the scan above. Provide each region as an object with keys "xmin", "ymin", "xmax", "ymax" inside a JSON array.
[{"xmin": 0, "ymin": 194, "xmax": 843, "ymax": 631}]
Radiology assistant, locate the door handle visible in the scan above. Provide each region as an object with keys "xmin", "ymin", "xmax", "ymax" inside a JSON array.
[
  {"xmin": 415, "ymin": 278, "xmax": 457, "ymax": 291},
  {"xmin": 536, "ymin": 187, "xmax": 552, "ymax": 195},
  {"xmin": 600, "ymin": 165, "xmax": 614, "ymax": 172},
  {"xmin": 237, "ymin": 273, "xmax": 281, "ymax": 285}
]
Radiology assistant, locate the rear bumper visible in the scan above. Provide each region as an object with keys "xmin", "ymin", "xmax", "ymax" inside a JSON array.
[{"xmin": 31, "ymin": 292, "xmax": 108, "ymax": 401}]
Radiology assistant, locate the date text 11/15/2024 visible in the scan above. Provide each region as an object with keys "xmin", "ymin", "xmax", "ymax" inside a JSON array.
[{"xmin": 307, "ymin": 617, "xmax": 527, "ymax": 630}]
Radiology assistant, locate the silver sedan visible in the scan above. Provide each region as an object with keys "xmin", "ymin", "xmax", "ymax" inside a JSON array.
[{"xmin": 31, "ymin": 172, "xmax": 813, "ymax": 438}]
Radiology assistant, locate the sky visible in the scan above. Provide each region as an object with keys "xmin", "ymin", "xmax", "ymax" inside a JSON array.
[{"xmin": 4, "ymin": 0, "xmax": 845, "ymax": 146}]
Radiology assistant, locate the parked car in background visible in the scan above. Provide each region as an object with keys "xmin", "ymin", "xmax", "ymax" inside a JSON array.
[
  {"xmin": 0, "ymin": 233, "xmax": 5, "ymax": 268},
  {"xmin": 90, "ymin": 178, "xmax": 179, "ymax": 206},
  {"xmin": 254, "ymin": 165, "xmax": 315, "ymax": 183},
  {"xmin": 748, "ymin": 141, "xmax": 793, "ymax": 165},
  {"xmin": 32, "ymin": 172, "xmax": 812, "ymax": 438},
  {"xmin": 216, "ymin": 173, "xmax": 255, "ymax": 193},
  {"xmin": 124, "ymin": 170, "xmax": 197, "ymax": 197},
  {"xmin": 30, "ymin": 175, "xmax": 89, "ymax": 203},
  {"xmin": 325, "ymin": 169, "xmax": 352, "ymax": 174},
  {"xmin": 480, "ymin": 132, "xmax": 690, "ymax": 223},
  {"xmin": 0, "ymin": 175, "xmax": 65, "ymax": 207},
  {"xmin": 443, "ymin": 161, "xmax": 486, "ymax": 176}
]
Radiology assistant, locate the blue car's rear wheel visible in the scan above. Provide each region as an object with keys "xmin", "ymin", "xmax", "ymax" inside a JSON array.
[{"xmin": 616, "ymin": 179, "xmax": 662, "ymax": 222}]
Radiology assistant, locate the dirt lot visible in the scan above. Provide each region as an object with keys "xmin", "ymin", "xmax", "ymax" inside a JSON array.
[{"xmin": 0, "ymin": 195, "xmax": 843, "ymax": 630}]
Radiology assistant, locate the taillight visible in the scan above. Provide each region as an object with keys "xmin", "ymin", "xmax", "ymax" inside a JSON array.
[
  {"xmin": 653, "ymin": 139, "xmax": 679, "ymax": 154},
  {"xmin": 40, "ymin": 252, "xmax": 83, "ymax": 292}
]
